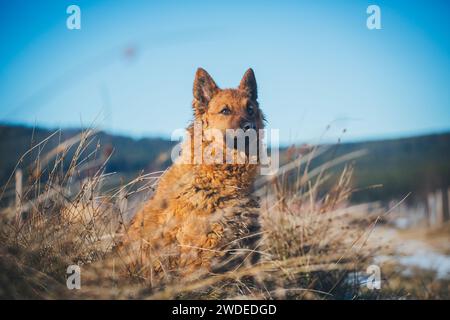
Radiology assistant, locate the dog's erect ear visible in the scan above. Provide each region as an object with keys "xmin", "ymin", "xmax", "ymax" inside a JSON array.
[
  {"xmin": 193, "ymin": 68, "xmax": 219, "ymax": 115},
  {"xmin": 239, "ymin": 68, "xmax": 257, "ymax": 101}
]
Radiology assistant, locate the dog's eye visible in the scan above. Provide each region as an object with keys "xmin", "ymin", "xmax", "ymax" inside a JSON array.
[
  {"xmin": 220, "ymin": 107, "xmax": 231, "ymax": 115},
  {"xmin": 247, "ymin": 105, "xmax": 255, "ymax": 116}
]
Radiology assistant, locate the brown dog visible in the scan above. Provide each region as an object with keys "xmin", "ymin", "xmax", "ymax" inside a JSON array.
[{"xmin": 120, "ymin": 68, "xmax": 265, "ymax": 279}]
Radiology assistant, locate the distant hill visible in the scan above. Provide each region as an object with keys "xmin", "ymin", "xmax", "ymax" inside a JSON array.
[
  {"xmin": 0, "ymin": 124, "xmax": 175, "ymax": 185},
  {"xmin": 1, "ymin": 123, "xmax": 449, "ymax": 204},
  {"xmin": 313, "ymin": 133, "xmax": 450, "ymax": 203}
]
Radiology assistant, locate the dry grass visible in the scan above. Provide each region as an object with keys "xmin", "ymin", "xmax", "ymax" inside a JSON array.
[{"xmin": 0, "ymin": 129, "xmax": 392, "ymax": 299}]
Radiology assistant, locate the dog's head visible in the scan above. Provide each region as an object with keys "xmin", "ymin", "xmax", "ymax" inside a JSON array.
[{"xmin": 192, "ymin": 68, "xmax": 264, "ymax": 136}]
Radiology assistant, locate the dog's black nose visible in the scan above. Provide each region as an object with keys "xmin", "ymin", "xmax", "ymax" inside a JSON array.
[{"xmin": 241, "ymin": 121, "xmax": 255, "ymax": 132}]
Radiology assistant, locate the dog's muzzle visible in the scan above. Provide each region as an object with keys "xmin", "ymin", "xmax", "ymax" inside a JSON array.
[{"xmin": 240, "ymin": 121, "xmax": 256, "ymax": 132}]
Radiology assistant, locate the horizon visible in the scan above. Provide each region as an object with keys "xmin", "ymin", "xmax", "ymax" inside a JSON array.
[{"xmin": 2, "ymin": 120, "xmax": 449, "ymax": 147}]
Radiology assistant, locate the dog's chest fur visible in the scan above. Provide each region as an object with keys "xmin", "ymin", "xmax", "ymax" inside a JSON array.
[{"xmin": 124, "ymin": 159, "xmax": 260, "ymax": 273}]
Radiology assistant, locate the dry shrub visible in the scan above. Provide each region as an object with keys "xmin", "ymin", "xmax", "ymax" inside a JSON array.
[{"xmin": 0, "ymin": 131, "xmax": 379, "ymax": 299}]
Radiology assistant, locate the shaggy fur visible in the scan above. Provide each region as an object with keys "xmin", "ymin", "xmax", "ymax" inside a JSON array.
[{"xmin": 120, "ymin": 68, "xmax": 265, "ymax": 277}]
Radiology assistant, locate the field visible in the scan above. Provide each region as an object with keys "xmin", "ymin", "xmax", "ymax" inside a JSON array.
[{"xmin": 0, "ymin": 125, "xmax": 449, "ymax": 299}]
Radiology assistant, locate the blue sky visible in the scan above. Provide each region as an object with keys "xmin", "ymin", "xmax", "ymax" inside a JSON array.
[{"xmin": 0, "ymin": 0, "xmax": 449, "ymax": 144}]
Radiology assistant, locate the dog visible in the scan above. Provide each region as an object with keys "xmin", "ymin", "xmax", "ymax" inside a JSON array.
[{"xmin": 120, "ymin": 68, "xmax": 265, "ymax": 279}]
